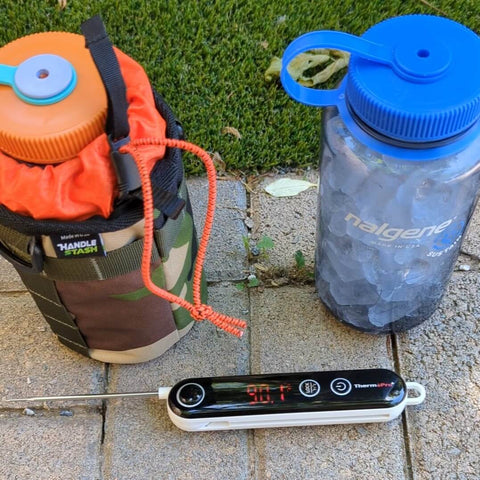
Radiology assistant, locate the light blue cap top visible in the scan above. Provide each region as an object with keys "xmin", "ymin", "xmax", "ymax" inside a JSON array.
[
  {"xmin": 0, "ymin": 53, "xmax": 76, "ymax": 105},
  {"xmin": 281, "ymin": 15, "xmax": 480, "ymax": 143}
]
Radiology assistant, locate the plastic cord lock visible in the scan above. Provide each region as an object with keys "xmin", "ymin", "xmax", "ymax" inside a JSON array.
[{"xmin": 108, "ymin": 135, "xmax": 142, "ymax": 199}]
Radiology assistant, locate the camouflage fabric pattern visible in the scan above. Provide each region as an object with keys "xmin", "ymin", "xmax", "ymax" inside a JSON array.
[
  {"xmin": 111, "ymin": 177, "xmax": 206, "ymax": 328},
  {"xmin": 0, "ymin": 180, "xmax": 205, "ymax": 362},
  {"xmin": 161, "ymin": 209, "xmax": 207, "ymax": 331}
]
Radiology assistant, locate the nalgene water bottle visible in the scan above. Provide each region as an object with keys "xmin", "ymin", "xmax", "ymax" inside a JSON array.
[{"xmin": 281, "ymin": 15, "xmax": 480, "ymax": 333}]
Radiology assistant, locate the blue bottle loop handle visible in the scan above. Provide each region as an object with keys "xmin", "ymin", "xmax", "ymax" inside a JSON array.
[{"xmin": 281, "ymin": 31, "xmax": 394, "ymax": 107}]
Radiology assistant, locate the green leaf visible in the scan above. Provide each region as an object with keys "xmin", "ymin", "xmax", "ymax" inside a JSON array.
[
  {"xmin": 257, "ymin": 235, "xmax": 275, "ymax": 251},
  {"xmin": 295, "ymin": 250, "xmax": 306, "ymax": 269},
  {"xmin": 265, "ymin": 178, "xmax": 317, "ymax": 197},
  {"xmin": 242, "ymin": 235, "xmax": 250, "ymax": 253},
  {"xmin": 247, "ymin": 277, "xmax": 260, "ymax": 288}
]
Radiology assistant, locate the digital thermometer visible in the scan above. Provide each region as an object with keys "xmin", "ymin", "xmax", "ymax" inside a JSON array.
[
  {"xmin": 166, "ymin": 369, "xmax": 425, "ymax": 431},
  {"xmin": 7, "ymin": 369, "xmax": 425, "ymax": 432}
]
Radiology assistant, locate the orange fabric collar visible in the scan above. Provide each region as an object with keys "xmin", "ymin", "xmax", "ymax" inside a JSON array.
[{"xmin": 0, "ymin": 48, "xmax": 166, "ymax": 221}]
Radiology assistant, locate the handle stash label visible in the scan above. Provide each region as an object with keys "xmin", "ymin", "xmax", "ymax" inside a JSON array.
[{"xmin": 50, "ymin": 233, "xmax": 106, "ymax": 258}]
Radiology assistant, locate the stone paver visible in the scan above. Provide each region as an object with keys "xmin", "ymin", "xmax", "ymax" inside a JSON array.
[
  {"xmin": 250, "ymin": 173, "xmax": 318, "ymax": 269},
  {"xmin": 0, "ymin": 410, "xmax": 103, "ymax": 480},
  {"xmin": 250, "ymin": 286, "xmax": 408, "ymax": 480},
  {"xmin": 1, "ymin": 175, "xmax": 479, "ymax": 479},
  {"xmin": 0, "ymin": 256, "xmax": 25, "ymax": 292},
  {"xmin": 0, "ymin": 292, "xmax": 105, "ymax": 409},
  {"xmin": 188, "ymin": 178, "xmax": 248, "ymax": 282},
  {"xmin": 397, "ymin": 271, "xmax": 480, "ymax": 480},
  {"xmin": 462, "ymin": 206, "xmax": 480, "ymax": 258},
  {"xmin": 102, "ymin": 283, "xmax": 251, "ymax": 480}
]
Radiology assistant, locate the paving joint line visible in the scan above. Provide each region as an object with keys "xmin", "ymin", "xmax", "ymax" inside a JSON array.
[
  {"xmin": 97, "ymin": 363, "xmax": 110, "ymax": 480},
  {"xmin": 243, "ymin": 185, "xmax": 261, "ymax": 480},
  {"xmin": 0, "ymin": 289, "xmax": 28, "ymax": 296},
  {"xmin": 459, "ymin": 249, "xmax": 480, "ymax": 265},
  {"xmin": 100, "ymin": 363, "xmax": 110, "ymax": 445},
  {"xmin": 391, "ymin": 333, "xmax": 415, "ymax": 480}
]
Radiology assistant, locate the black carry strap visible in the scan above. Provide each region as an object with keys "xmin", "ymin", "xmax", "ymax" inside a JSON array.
[
  {"xmin": 80, "ymin": 16, "xmax": 185, "ymax": 219},
  {"xmin": 81, "ymin": 15, "xmax": 140, "ymax": 198},
  {"xmin": 81, "ymin": 15, "xmax": 130, "ymax": 141}
]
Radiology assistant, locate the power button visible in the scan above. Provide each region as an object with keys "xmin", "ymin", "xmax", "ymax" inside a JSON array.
[{"xmin": 330, "ymin": 378, "xmax": 352, "ymax": 396}]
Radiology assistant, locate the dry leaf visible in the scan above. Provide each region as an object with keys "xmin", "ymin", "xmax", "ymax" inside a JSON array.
[
  {"xmin": 265, "ymin": 56, "xmax": 282, "ymax": 82},
  {"xmin": 265, "ymin": 178, "xmax": 317, "ymax": 197},
  {"xmin": 264, "ymin": 50, "xmax": 349, "ymax": 86},
  {"xmin": 253, "ymin": 263, "xmax": 269, "ymax": 272},
  {"xmin": 260, "ymin": 41, "xmax": 269, "ymax": 50},
  {"xmin": 211, "ymin": 151, "xmax": 226, "ymax": 173},
  {"xmin": 58, "ymin": 0, "xmax": 67, "ymax": 8},
  {"xmin": 288, "ymin": 52, "xmax": 331, "ymax": 80},
  {"xmin": 222, "ymin": 126, "xmax": 242, "ymax": 139},
  {"xmin": 304, "ymin": 52, "xmax": 349, "ymax": 86}
]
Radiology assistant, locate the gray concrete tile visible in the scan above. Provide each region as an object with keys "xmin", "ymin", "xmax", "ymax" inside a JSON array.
[
  {"xmin": 396, "ymin": 271, "xmax": 480, "ymax": 480},
  {"xmin": 0, "ymin": 410, "xmax": 102, "ymax": 480},
  {"xmin": 250, "ymin": 286, "xmax": 395, "ymax": 372},
  {"xmin": 103, "ymin": 398, "xmax": 250, "ymax": 480},
  {"xmin": 3, "ymin": 173, "xmax": 476, "ymax": 480},
  {"xmin": 0, "ymin": 256, "xmax": 25, "ymax": 292},
  {"xmin": 188, "ymin": 178, "xmax": 249, "ymax": 282},
  {"xmin": 250, "ymin": 173, "xmax": 318, "ymax": 270},
  {"xmin": 102, "ymin": 283, "xmax": 251, "ymax": 480},
  {"xmin": 249, "ymin": 286, "xmax": 408, "ymax": 480},
  {"xmin": 462, "ymin": 202, "xmax": 480, "ymax": 258},
  {"xmin": 253, "ymin": 422, "xmax": 407, "ymax": 480},
  {"xmin": 0, "ymin": 292, "xmax": 105, "ymax": 408}
]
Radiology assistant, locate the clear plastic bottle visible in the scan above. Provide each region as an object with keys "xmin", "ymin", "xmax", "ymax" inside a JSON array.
[
  {"xmin": 316, "ymin": 106, "xmax": 480, "ymax": 332},
  {"xmin": 281, "ymin": 15, "xmax": 480, "ymax": 333}
]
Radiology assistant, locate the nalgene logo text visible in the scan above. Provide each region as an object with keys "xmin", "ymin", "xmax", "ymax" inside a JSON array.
[{"xmin": 344, "ymin": 213, "xmax": 453, "ymax": 242}]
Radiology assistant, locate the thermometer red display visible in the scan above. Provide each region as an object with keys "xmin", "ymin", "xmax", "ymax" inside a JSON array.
[{"xmin": 246, "ymin": 383, "xmax": 292, "ymax": 404}]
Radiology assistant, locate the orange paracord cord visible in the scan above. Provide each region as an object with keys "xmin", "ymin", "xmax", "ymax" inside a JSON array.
[{"xmin": 120, "ymin": 138, "xmax": 247, "ymax": 338}]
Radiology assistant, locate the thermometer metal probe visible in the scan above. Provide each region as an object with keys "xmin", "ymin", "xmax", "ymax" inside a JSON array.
[{"xmin": 7, "ymin": 368, "xmax": 425, "ymax": 432}]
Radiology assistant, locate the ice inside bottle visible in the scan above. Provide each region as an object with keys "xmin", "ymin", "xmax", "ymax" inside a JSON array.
[{"xmin": 281, "ymin": 15, "xmax": 480, "ymax": 333}]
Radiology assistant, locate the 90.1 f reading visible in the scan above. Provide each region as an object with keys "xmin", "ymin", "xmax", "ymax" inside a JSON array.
[{"xmin": 246, "ymin": 383, "xmax": 292, "ymax": 405}]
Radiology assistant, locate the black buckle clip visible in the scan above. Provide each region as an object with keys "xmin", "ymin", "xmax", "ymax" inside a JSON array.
[
  {"xmin": 108, "ymin": 135, "xmax": 142, "ymax": 200},
  {"xmin": 108, "ymin": 135, "xmax": 186, "ymax": 220},
  {"xmin": 153, "ymin": 187, "xmax": 186, "ymax": 220},
  {"xmin": 0, "ymin": 236, "xmax": 44, "ymax": 274}
]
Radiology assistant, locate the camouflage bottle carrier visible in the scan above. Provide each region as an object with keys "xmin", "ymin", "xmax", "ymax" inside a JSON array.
[{"xmin": 0, "ymin": 17, "xmax": 245, "ymax": 364}]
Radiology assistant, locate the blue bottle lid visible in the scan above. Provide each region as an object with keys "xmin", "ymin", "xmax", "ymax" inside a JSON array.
[{"xmin": 281, "ymin": 15, "xmax": 480, "ymax": 147}]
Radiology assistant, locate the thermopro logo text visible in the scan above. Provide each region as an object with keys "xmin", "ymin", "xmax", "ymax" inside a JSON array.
[{"xmin": 354, "ymin": 382, "xmax": 394, "ymax": 389}]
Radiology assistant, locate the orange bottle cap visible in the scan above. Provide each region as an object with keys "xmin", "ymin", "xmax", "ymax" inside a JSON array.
[{"xmin": 0, "ymin": 32, "xmax": 107, "ymax": 164}]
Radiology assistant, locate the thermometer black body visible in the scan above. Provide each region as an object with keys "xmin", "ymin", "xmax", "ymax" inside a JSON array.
[{"xmin": 166, "ymin": 369, "xmax": 425, "ymax": 431}]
